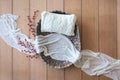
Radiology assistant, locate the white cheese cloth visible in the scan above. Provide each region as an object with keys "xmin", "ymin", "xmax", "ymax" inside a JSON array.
[
  {"xmin": 74, "ymin": 50, "xmax": 120, "ymax": 80},
  {"xmin": 0, "ymin": 14, "xmax": 120, "ymax": 80},
  {"xmin": 0, "ymin": 14, "xmax": 36, "ymax": 55},
  {"xmin": 41, "ymin": 11, "xmax": 76, "ymax": 36},
  {"xmin": 35, "ymin": 34, "xmax": 80, "ymax": 63}
]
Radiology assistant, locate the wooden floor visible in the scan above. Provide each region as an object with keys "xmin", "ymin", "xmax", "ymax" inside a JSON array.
[{"xmin": 0, "ymin": 0, "xmax": 119, "ymax": 80}]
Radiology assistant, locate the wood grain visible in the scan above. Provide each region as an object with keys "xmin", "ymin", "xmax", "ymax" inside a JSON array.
[
  {"xmin": 30, "ymin": 0, "xmax": 47, "ymax": 80},
  {"xmin": 117, "ymin": 0, "xmax": 120, "ymax": 59},
  {"xmin": 0, "ymin": 0, "xmax": 12, "ymax": 80},
  {"xmin": 12, "ymin": 0, "xmax": 30, "ymax": 80},
  {"xmin": 99, "ymin": 0, "xmax": 117, "ymax": 80},
  {"xmin": 81, "ymin": 0, "xmax": 99, "ymax": 80},
  {"xmin": 64, "ymin": 0, "xmax": 81, "ymax": 80},
  {"xmin": 47, "ymin": 0, "xmax": 64, "ymax": 11}
]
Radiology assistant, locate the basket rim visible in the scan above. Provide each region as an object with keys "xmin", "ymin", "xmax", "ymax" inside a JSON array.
[{"xmin": 36, "ymin": 11, "xmax": 80, "ymax": 68}]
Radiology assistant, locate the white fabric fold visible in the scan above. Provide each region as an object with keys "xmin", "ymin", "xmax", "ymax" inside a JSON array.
[
  {"xmin": 41, "ymin": 11, "xmax": 76, "ymax": 36},
  {"xmin": 74, "ymin": 50, "xmax": 120, "ymax": 80},
  {"xmin": 0, "ymin": 14, "xmax": 37, "ymax": 55},
  {"xmin": 35, "ymin": 34, "xmax": 80, "ymax": 63}
]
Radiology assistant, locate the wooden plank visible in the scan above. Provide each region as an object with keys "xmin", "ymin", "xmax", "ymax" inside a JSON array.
[
  {"xmin": 99, "ymin": 0, "xmax": 117, "ymax": 80},
  {"xmin": 117, "ymin": 0, "xmax": 120, "ymax": 59},
  {"xmin": 30, "ymin": 0, "xmax": 47, "ymax": 80},
  {"xmin": 0, "ymin": 0, "xmax": 12, "ymax": 80},
  {"xmin": 64, "ymin": 0, "xmax": 81, "ymax": 80},
  {"xmin": 47, "ymin": 0, "xmax": 63, "ymax": 11},
  {"xmin": 12, "ymin": 0, "xmax": 30, "ymax": 80},
  {"xmin": 47, "ymin": 69, "xmax": 64, "ymax": 80},
  {"xmin": 65, "ymin": 66, "xmax": 81, "ymax": 80},
  {"xmin": 81, "ymin": 0, "xmax": 99, "ymax": 80},
  {"xmin": 46, "ymin": 0, "xmax": 64, "ymax": 80}
]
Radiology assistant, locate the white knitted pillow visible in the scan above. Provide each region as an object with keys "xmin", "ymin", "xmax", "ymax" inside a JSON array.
[{"xmin": 41, "ymin": 11, "xmax": 76, "ymax": 36}]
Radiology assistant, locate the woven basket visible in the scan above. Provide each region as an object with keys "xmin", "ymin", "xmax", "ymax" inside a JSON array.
[{"xmin": 36, "ymin": 11, "xmax": 81, "ymax": 68}]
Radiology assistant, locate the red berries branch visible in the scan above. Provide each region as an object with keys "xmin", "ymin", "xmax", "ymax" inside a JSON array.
[
  {"xmin": 18, "ymin": 37, "xmax": 36, "ymax": 53},
  {"xmin": 27, "ymin": 10, "xmax": 39, "ymax": 37},
  {"xmin": 18, "ymin": 37, "xmax": 39, "ymax": 59},
  {"xmin": 17, "ymin": 10, "xmax": 40, "ymax": 59}
]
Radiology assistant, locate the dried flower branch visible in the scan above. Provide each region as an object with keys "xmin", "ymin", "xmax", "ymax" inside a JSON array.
[
  {"xmin": 20, "ymin": 10, "xmax": 40, "ymax": 59},
  {"xmin": 18, "ymin": 37, "xmax": 39, "ymax": 59},
  {"xmin": 27, "ymin": 10, "xmax": 39, "ymax": 37}
]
